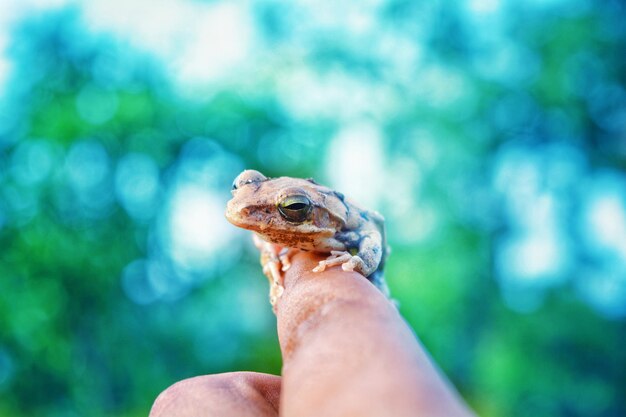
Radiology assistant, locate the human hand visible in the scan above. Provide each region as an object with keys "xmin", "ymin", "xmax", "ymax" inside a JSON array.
[{"xmin": 150, "ymin": 251, "xmax": 475, "ymax": 417}]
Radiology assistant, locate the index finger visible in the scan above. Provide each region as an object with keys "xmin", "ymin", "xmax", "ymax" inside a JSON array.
[{"xmin": 275, "ymin": 251, "xmax": 474, "ymax": 417}]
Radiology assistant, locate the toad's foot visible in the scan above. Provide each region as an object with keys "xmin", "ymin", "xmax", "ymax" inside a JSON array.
[
  {"xmin": 279, "ymin": 248, "xmax": 299, "ymax": 272},
  {"xmin": 313, "ymin": 251, "xmax": 366, "ymax": 274},
  {"xmin": 262, "ymin": 260, "xmax": 284, "ymax": 308},
  {"xmin": 253, "ymin": 234, "xmax": 286, "ymax": 310}
]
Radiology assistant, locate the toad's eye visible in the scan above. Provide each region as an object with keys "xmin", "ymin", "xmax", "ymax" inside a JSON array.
[
  {"xmin": 232, "ymin": 170, "xmax": 267, "ymax": 190},
  {"xmin": 278, "ymin": 195, "xmax": 311, "ymax": 223}
]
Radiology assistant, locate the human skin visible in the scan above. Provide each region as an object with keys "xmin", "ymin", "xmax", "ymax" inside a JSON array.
[{"xmin": 150, "ymin": 252, "xmax": 475, "ymax": 417}]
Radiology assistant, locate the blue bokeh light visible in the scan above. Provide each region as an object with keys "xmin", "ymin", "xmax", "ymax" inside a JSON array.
[
  {"xmin": 64, "ymin": 139, "xmax": 109, "ymax": 191},
  {"xmin": 0, "ymin": 348, "xmax": 14, "ymax": 391},
  {"xmin": 75, "ymin": 83, "xmax": 119, "ymax": 125},
  {"xmin": 580, "ymin": 170, "xmax": 626, "ymax": 273},
  {"xmin": 497, "ymin": 229, "xmax": 571, "ymax": 285},
  {"xmin": 492, "ymin": 142, "xmax": 592, "ymax": 310},
  {"xmin": 577, "ymin": 265, "xmax": 626, "ymax": 319},
  {"xmin": 10, "ymin": 139, "xmax": 59, "ymax": 186},
  {"xmin": 115, "ymin": 152, "xmax": 160, "ymax": 222},
  {"xmin": 140, "ymin": 139, "xmax": 246, "ymax": 298},
  {"xmin": 121, "ymin": 259, "xmax": 160, "ymax": 305}
]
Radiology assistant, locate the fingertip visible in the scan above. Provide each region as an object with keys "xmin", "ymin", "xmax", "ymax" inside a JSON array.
[{"xmin": 274, "ymin": 251, "xmax": 396, "ymax": 360}]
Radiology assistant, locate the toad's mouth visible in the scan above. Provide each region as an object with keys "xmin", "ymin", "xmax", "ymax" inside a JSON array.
[
  {"xmin": 225, "ymin": 202, "xmax": 281, "ymax": 234},
  {"xmin": 224, "ymin": 208, "xmax": 256, "ymax": 231},
  {"xmin": 224, "ymin": 198, "xmax": 250, "ymax": 223}
]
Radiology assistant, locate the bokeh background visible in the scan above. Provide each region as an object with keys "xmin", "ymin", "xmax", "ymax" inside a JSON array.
[{"xmin": 1, "ymin": 0, "xmax": 625, "ymax": 416}]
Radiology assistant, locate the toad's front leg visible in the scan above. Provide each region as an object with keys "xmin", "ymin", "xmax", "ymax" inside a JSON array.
[
  {"xmin": 253, "ymin": 234, "xmax": 287, "ymax": 309},
  {"xmin": 312, "ymin": 229, "xmax": 383, "ymax": 277},
  {"xmin": 312, "ymin": 250, "xmax": 357, "ymax": 272}
]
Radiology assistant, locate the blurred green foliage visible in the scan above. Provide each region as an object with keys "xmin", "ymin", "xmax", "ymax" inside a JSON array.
[{"xmin": 1, "ymin": 2, "xmax": 625, "ymax": 417}]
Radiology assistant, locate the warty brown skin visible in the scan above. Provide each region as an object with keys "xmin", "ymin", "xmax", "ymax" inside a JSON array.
[{"xmin": 225, "ymin": 171, "xmax": 386, "ymax": 277}]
